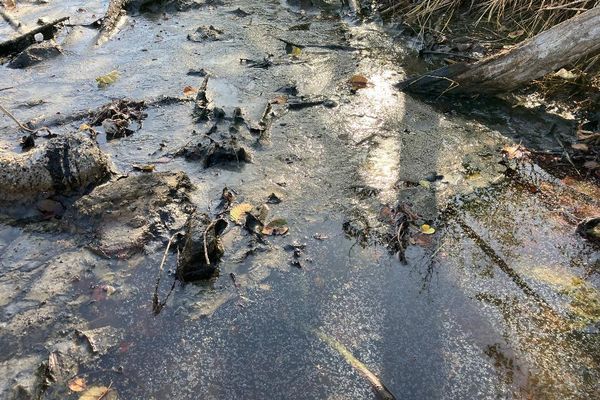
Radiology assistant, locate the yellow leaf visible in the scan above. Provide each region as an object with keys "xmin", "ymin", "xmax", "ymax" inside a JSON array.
[
  {"xmin": 418, "ymin": 180, "xmax": 431, "ymax": 189},
  {"xmin": 96, "ymin": 70, "xmax": 120, "ymax": 88},
  {"xmin": 79, "ymin": 123, "xmax": 92, "ymax": 131},
  {"xmin": 291, "ymin": 46, "xmax": 302, "ymax": 56},
  {"xmin": 79, "ymin": 386, "xmax": 118, "ymax": 400},
  {"xmin": 421, "ymin": 224, "xmax": 435, "ymax": 235},
  {"xmin": 68, "ymin": 377, "xmax": 87, "ymax": 392},
  {"xmin": 230, "ymin": 203, "xmax": 253, "ymax": 224}
]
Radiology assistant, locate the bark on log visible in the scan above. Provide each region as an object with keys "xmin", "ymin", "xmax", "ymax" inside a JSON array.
[{"xmin": 399, "ymin": 7, "xmax": 600, "ymax": 95}]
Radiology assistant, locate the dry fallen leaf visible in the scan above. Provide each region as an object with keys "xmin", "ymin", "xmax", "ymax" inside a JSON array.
[
  {"xmin": 571, "ymin": 143, "xmax": 589, "ymax": 152},
  {"xmin": 262, "ymin": 219, "xmax": 289, "ymax": 235},
  {"xmin": 132, "ymin": 164, "xmax": 155, "ymax": 172},
  {"xmin": 349, "ymin": 74, "xmax": 368, "ymax": 90},
  {"xmin": 230, "ymin": 203, "xmax": 253, "ymax": 224},
  {"xmin": 68, "ymin": 377, "xmax": 87, "ymax": 392},
  {"xmin": 420, "ymin": 224, "xmax": 436, "ymax": 235},
  {"xmin": 584, "ymin": 161, "xmax": 599, "ymax": 170},
  {"xmin": 502, "ymin": 144, "xmax": 529, "ymax": 160},
  {"xmin": 291, "ymin": 46, "xmax": 302, "ymax": 56},
  {"xmin": 79, "ymin": 386, "xmax": 118, "ymax": 400},
  {"xmin": 183, "ymin": 85, "xmax": 197, "ymax": 96},
  {"xmin": 271, "ymin": 95, "xmax": 287, "ymax": 105},
  {"xmin": 507, "ymin": 29, "xmax": 525, "ymax": 39}
]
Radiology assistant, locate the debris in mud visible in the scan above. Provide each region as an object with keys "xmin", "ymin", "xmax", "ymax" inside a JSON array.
[
  {"xmin": 177, "ymin": 213, "xmax": 226, "ymax": 281},
  {"xmin": 266, "ymin": 192, "xmax": 282, "ymax": 204},
  {"xmin": 7, "ymin": 40, "xmax": 62, "ymax": 69},
  {"xmin": 285, "ymin": 241, "xmax": 306, "ymax": 268},
  {"xmin": 240, "ymin": 56, "xmax": 273, "ymax": 69},
  {"xmin": 90, "ymin": 99, "xmax": 147, "ymax": 140},
  {"xmin": 176, "ymin": 134, "xmax": 252, "ymax": 167},
  {"xmin": 78, "ymin": 326, "xmax": 122, "ymax": 354},
  {"xmin": 187, "ymin": 25, "xmax": 223, "ymax": 42},
  {"xmin": 192, "ymin": 76, "xmax": 211, "ymax": 121},
  {"xmin": 66, "ymin": 171, "xmax": 194, "ymax": 258},
  {"xmin": 187, "ymin": 68, "xmax": 209, "ymax": 77},
  {"xmin": 0, "ymin": 133, "xmax": 112, "ymax": 205}
]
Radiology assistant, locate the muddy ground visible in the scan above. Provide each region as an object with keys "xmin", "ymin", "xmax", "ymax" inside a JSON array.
[{"xmin": 1, "ymin": 1, "xmax": 599, "ymax": 399}]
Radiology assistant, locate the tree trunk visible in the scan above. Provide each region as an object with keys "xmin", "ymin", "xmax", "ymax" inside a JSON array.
[{"xmin": 398, "ymin": 7, "xmax": 600, "ymax": 95}]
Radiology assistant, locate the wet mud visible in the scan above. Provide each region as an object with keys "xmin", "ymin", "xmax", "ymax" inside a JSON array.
[{"xmin": 1, "ymin": 0, "xmax": 599, "ymax": 399}]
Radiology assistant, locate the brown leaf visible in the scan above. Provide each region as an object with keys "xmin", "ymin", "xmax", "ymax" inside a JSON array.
[
  {"xmin": 502, "ymin": 144, "xmax": 529, "ymax": 160},
  {"xmin": 183, "ymin": 86, "xmax": 198, "ymax": 96},
  {"xmin": 349, "ymin": 74, "xmax": 368, "ymax": 90},
  {"xmin": 271, "ymin": 95, "xmax": 287, "ymax": 104},
  {"xmin": 584, "ymin": 161, "xmax": 599, "ymax": 170},
  {"xmin": 571, "ymin": 143, "xmax": 589, "ymax": 152},
  {"xmin": 68, "ymin": 377, "xmax": 87, "ymax": 392},
  {"xmin": 132, "ymin": 164, "xmax": 155, "ymax": 172}
]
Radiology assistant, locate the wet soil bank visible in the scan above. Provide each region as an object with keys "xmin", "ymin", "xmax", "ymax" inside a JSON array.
[{"xmin": 1, "ymin": 1, "xmax": 599, "ymax": 399}]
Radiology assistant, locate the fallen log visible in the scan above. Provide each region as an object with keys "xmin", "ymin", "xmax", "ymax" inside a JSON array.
[
  {"xmin": 0, "ymin": 17, "xmax": 68, "ymax": 58},
  {"xmin": 399, "ymin": 7, "xmax": 600, "ymax": 95}
]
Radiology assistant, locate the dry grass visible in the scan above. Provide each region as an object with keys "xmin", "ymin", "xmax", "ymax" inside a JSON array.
[
  {"xmin": 379, "ymin": 0, "xmax": 600, "ymax": 92},
  {"xmin": 380, "ymin": 0, "xmax": 600, "ymax": 36}
]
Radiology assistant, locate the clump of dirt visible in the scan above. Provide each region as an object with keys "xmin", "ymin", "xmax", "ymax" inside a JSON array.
[
  {"xmin": 65, "ymin": 171, "xmax": 195, "ymax": 258},
  {"xmin": 0, "ymin": 133, "xmax": 112, "ymax": 206}
]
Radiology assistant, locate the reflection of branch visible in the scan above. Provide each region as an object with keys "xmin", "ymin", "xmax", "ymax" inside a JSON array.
[{"xmin": 453, "ymin": 215, "xmax": 553, "ymax": 311}]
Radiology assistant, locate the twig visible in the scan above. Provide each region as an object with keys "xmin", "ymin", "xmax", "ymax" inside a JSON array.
[
  {"xmin": 0, "ymin": 102, "xmax": 35, "ymax": 132},
  {"xmin": 203, "ymin": 220, "xmax": 217, "ymax": 266},
  {"xmin": 0, "ymin": 101, "xmax": 53, "ymax": 138},
  {"xmin": 315, "ymin": 330, "xmax": 397, "ymax": 400},
  {"xmin": 152, "ymin": 233, "xmax": 177, "ymax": 314}
]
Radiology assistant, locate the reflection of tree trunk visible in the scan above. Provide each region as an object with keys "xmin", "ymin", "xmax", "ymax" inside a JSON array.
[{"xmin": 399, "ymin": 7, "xmax": 600, "ymax": 95}]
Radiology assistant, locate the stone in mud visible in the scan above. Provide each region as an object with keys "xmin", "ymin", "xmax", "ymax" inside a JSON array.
[
  {"xmin": 176, "ymin": 136, "xmax": 252, "ymax": 168},
  {"xmin": 66, "ymin": 171, "xmax": 194, "ymax": 258},
  {"xmin": 177, "ymin": 213, "xmax": 225, "ymax": 281},
  {"xmin": 7, "ymin": 41, "xmax": 62, "ymax": 69},
  {"xmin": 187, "ymin": 25, "xmax": 223, "ymax": 42},
  {"xmin": 0, "ymin": 133, "xmax": 112, "ymax": 205}
]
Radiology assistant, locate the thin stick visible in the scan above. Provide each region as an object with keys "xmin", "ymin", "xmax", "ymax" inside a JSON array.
[
  {"xmin": 152, "ymin": 233, "xmax": 177, "ymax": 314},
  {"xmin": 315, "ymin": 330, "xmax": 396, "ymax": 400},
  {"xmin": 0, "ymin": 102, "xmax": 35, "ymax": 132},
  {"xmin": 203, "ymin": 220, "xmax": 217, "ymax": 266}
]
